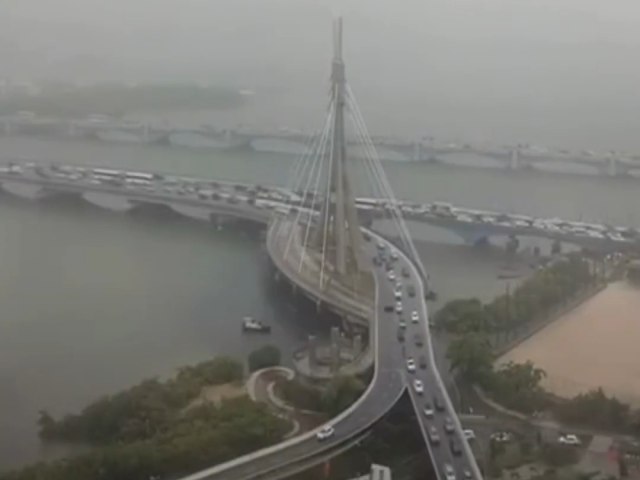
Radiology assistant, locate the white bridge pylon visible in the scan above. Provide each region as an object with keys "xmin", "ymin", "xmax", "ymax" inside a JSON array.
[{"xmin": 272, "ymin": 18, "xmax": 424, "ymax": 293}]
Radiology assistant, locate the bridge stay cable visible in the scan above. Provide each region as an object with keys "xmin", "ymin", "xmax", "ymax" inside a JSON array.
[
  {"xmin": 299, "ymin": 98, "xmax": 335, "ymax": 273},
  {"xmin": 320, "ymin": 87, "xmax": 338, "ymax": 289},
  {"xmin": 283, "ymin": 101, "xmax": 334, "ymax": 259},
  {"xmin": 275, "ymin": 100, "xmax": 335, "ymax": 241}
]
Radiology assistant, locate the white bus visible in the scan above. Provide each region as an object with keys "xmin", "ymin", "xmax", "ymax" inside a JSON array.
[{"xmin": 125, "ymin": 171, "xmax": 161, "ymax": 182}]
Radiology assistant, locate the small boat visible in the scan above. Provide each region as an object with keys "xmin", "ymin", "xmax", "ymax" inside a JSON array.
[{"xmin": 242, "ymin": 316, "xmax": 271, "ymax": 333}]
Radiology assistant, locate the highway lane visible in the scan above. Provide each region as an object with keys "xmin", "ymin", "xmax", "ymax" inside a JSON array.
[{"xmin": 377, "ymin": 244, "xmax": 481, "ymax": 480}]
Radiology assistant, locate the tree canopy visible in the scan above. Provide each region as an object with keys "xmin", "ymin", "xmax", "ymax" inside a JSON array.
[{"xmin": 4, "ymin": 356, "xmax": 288, "ymax": 480}]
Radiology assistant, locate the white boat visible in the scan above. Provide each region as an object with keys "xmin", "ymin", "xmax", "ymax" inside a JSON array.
[{"xmin": 242, "ymin": 316, "xmax": 271, "ymax": 333}]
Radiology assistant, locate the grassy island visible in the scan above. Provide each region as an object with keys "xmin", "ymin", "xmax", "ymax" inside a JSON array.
[{"xmin": 1, "ymin": 356, "xmax": 288, "ymax": 480}]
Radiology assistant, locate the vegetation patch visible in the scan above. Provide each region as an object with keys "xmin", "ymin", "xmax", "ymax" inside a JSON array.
[{"xmin": 1, "ymin": 356, "xmax": 288, "ymax": 480}]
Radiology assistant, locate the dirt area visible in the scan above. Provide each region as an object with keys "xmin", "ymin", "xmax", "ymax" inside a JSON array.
[
  {"xmin": 186, "ymin": 382, "xmax": 246, "ymax": 410},
  {"xmin": 497, "ymin": 281, "xmax": 640, "ymax": 406}
]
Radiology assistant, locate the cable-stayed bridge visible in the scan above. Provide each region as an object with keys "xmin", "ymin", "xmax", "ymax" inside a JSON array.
[{"xmin": 1, "ymin": 19, "xmax": 638, "ymax": 480}]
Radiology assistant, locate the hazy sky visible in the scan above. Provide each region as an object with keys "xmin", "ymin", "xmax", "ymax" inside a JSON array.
[{"xmin": 3, "ymin": 0, "xmax": 640, "ymax": 149}]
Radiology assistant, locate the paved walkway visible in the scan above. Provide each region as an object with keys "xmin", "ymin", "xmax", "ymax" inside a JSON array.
[{"xmin": 246, "ymin": 367, "xmax": 324, "ymax": 437}]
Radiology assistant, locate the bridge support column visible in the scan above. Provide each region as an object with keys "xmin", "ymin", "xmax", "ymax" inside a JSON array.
[
  {"xmin": 308, "ymin": 334, "xmax": 319, "ymax": 370},
  {"xmin": 452, "ymin": 228, "xmax": 491, "ymax": 247},
  {"xmin": 330, "ymin": 326, "xmax": 341, "ymax": 374}
]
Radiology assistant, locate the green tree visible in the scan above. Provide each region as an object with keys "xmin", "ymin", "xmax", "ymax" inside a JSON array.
[
  {"xmin": 247, "ymin": 345, "xmax": 282, "ymax": 372},
  {"xmin": 490, "ymin": 361, "xmax": 547, "ymax": 413},
  {"xmin": 446, "ymin": 333, "xmax": 493, "ymax": 384},
  {"xmin": 321, "ymin": 375, "xmax": 366, "ymax": 416}
]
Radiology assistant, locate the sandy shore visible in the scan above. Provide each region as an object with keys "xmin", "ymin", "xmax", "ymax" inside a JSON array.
[{"xmin": 497, "ymin": 281, "xmax": 640, "ymax": 407}]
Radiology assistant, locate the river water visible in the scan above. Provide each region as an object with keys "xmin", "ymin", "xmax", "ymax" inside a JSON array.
[{"xmin": 0, "ymin": 135, "xmax": 639, "ymax": 471}]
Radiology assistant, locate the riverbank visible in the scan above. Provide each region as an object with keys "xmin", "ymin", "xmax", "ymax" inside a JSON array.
[
  {"xmin": 0, "ymin": 356, "xmax": 288, "ymax": 480},
  {"xmin": 499, "ymin": 281, "xmax": 640, "ymax": 406}
]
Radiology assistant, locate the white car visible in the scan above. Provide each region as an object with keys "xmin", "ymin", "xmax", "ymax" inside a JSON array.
[
  {"xmin": 423, "ymin": 402, "xmax": 434, "ymax": 418},
  {"xmin": 316, "ymin": 425, "xmax": 335, "ymax": 441},
  {"xmin": 413, "ymin": 379, "xmax": 424, "ymax": 394},
  {"xmin": 394, "ymin": 289, "xmax": 402, "ymax": 300},
  {"xmin": 558, "ymin": 434, "xmax": 581, "ymax": 446},
  {"xmin": 398, "ymin": 320, "xmax": 407, "ymax": 329},
  {"xmin": 411, "ymin": 311, "xmax": 419, "ymax": 323},
  {"xmin": 395, "ymin": 301, "xmax": 403, "ymax": 314},
  {"xmin": 444, "ymin": 463, "xmax": 456, "ymax": 480},
  {"xmin": 388, "ymin": 271, "xmax": 396, "ymax": 281},
  {"xmin": 406, "ymin": 358, "xmax": 416, "ymax": 373},
  {"xmin": 463, "ymin": 429, "xmax": 476, "ymax": 441}
]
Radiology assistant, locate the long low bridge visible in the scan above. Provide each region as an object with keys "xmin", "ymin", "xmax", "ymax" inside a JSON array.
[
  {"xmin": 3, "ymin": 118, "xmax": 640, "ymax": 178},
  {"xmin": 2, "ymin": 161, "xmax": 638, "ymax": 254}
]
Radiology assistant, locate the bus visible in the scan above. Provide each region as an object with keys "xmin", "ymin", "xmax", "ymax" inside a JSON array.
[{"xmin": 125, "ymin": 171, "xmax": 162, "ymax": 182}]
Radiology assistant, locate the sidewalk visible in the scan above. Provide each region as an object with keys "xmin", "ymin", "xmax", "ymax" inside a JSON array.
[{"xmin": 246, "ymin": 367, "xmax": 325, "ymax": 437}]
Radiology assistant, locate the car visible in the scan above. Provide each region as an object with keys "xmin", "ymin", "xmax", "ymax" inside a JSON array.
[
  {"xmin": 398, "ymin": 319, "xmax": 407, "ymax": 329},
  {"xmin": 418, "ymin": 355, "xmax": 427, "ymax": 369},
  {"xmin": 316, "ymin": 425, "xmax": 335, "ymax": 441},
  {"xmin": 410, "ymin": 310, "xmax": 419, "ymax": 323},
  {"xmin": 406, "ymin": 358, "xmax": 416, "ymax": 373},
  {"xmin": 388, "ymin": 271, "xmax": 396, "ymax": 281},
  {"xmin": 394, "ymin": 289, "xmax": 402, "ymax": 300},
  {"xmin": 450, "ymin": 438, "xmax": 462, "ymax": 456},
  {"xmin": 463, "ymin": 429, "xmax": 476, "ymax": 441},
  {"xmin": 397, "ymin": 329, "xmax": 405, "ymax": 342},
  {"xmin": 414, "ymin": 333, "xmax": 423, "ymax": 347},
  {"xmin": 443, "ymin": 463, "xmax": 456, "ymax": 480},
  {"xmin": 490, "ymin": 431, "xmax": 512, "ymax": 443},
  {"xmin": 429, "ymin": 426, "xmax": 441, "ymax": 445},
  {"xmin": 463, "ymin": 469, "xmax": 472, "ymax": 479},
  {"xmin": 558, "ymin": 434, "xmax": 581, "ymax": 446},
  {"xmin": 395, "ymin": 301, "xmax": 403, "ymax": 314},
  {"xmin": 444, "ymin": 417, "xmax": 454, "ymax": 434},
  {"xmin": 401, "ymin": 267, "xmax": 410, "ymax": 278},
  {"xmin": 377, "ymin": 241, "xmax": 385, "ymax": 251},
  {"xmin": 395, "ymin": 280, "xmax": 402, "ymax": 290},
  {"xmin": 407, "ymin": 285, "xmax": 416, "ymax": 297},
  {"xmin": 413, "ymin": 379, "xmax": 424, "ymax": 394},
  {"xmin": 390, "ymin": 250, "xmax": 399, "ymax": 260},
  {"xmin": 423, "ymin": 402, "xmax": 434, "ymax": 418},
  {"xmin": 433, "ymin": 396, "xmax": 445, "ymax": 412},
  {"xmin": 384, "ymin": 305, "xmax": 394, "ymax": 313}
]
